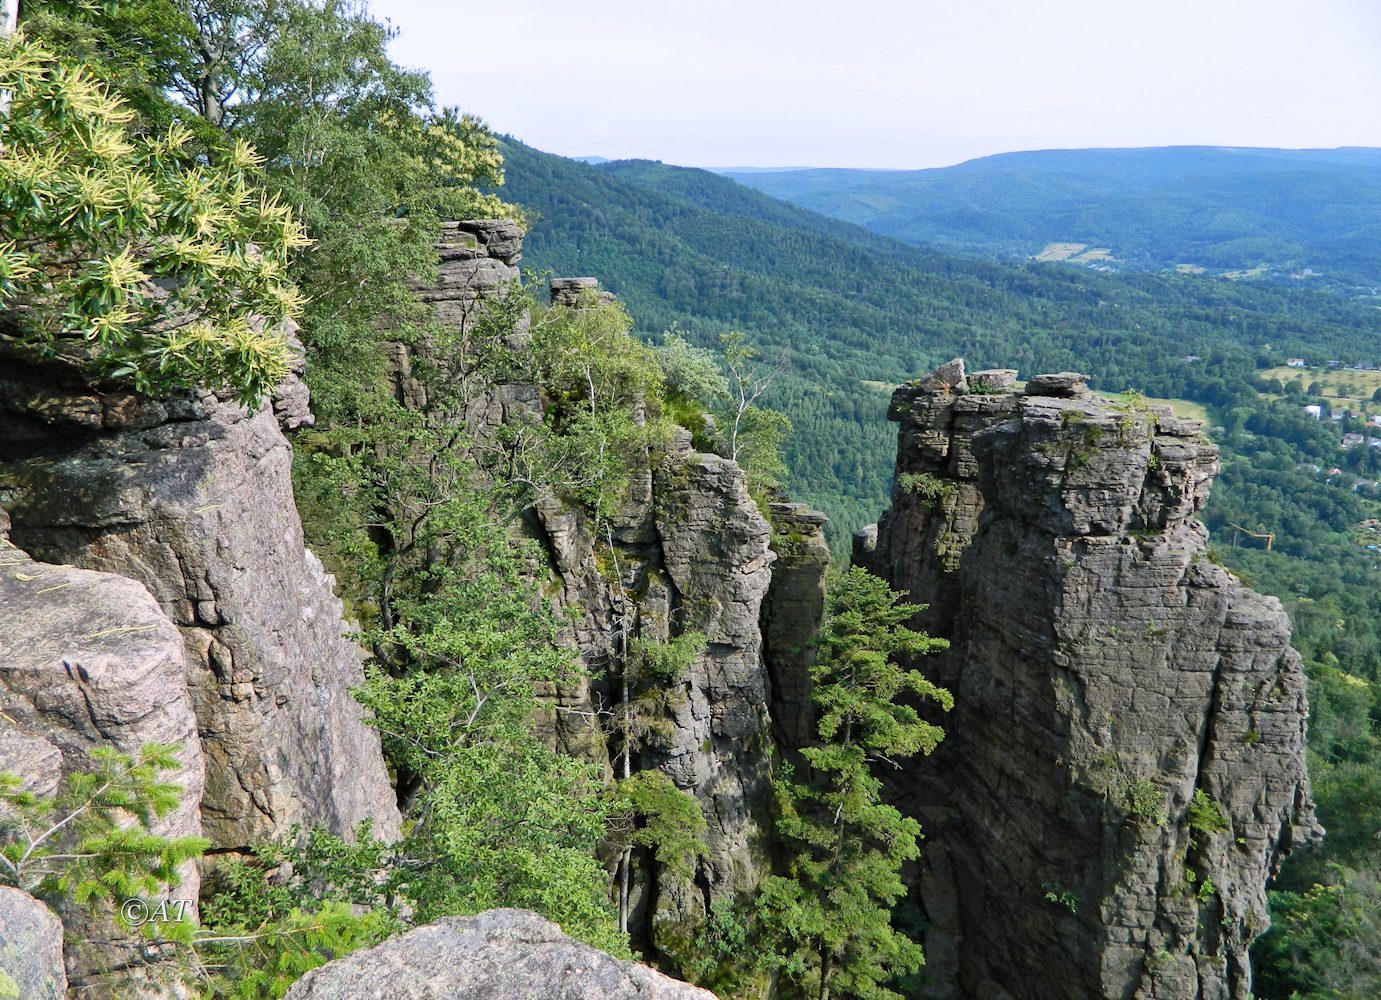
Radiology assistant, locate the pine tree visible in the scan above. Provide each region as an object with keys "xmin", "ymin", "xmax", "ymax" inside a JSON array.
[{"xmin": 759, "ymin": 567, "xmax": 951, "ymax": 1000}]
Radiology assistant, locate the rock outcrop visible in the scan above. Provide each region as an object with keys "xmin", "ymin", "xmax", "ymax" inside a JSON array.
[
  {"xmin": 523, "ymin": 421, "xmax": 781, "ymax": 947},
  {"xmin": 0, "ymin": 339, "xmax": 399, "ymax": 853},
  {"xmin": 0, "ymin": 515, "xmax": 204, "ymax": 991},
  {"xmin": 0, "ymin": 887, "xmax": 67, "ymax": 1000},
  {"xmin": 858, "ymin": 359, "xmax": 1318, "ymax": 1000},
  {"xmin": 404, "ymin": 255, "xmax": 829, "ymax": 953},
  {"xmin": 281, "ymin": 909, "xmax": 716, "ymax": 1000},
  {"xmin": 762, "ymin": 502, "xmax": 830, "ymax": 755}
]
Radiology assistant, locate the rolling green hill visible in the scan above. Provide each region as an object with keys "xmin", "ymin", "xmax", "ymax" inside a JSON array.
[
  {"xmin": 495, "ymin": 142, "xmax": 1381, "ymax": 997},
  {"xmin": 724, "ymin": 147, "xmax": 1381, "ymax": 295},
  {"xmin": 497, "ymin": 139, "xmax": 1381, "ymax": 547}
]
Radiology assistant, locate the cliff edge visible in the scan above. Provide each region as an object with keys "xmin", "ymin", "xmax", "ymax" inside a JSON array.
[{"xmin": 856, "ymin": 360, "xmax": 1319, "ymax": 1000}]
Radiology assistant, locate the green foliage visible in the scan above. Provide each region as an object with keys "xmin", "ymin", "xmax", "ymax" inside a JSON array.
[
  {"xmin": 1254, "ymin": 868, "xmax": 1381, "ymax": 1000},
  {"xmin": 896, "ymin": 471, "xmax": 956, "ymax": 506},
  {"xmin": 0, "ymin": 744, "xmax": 208, "ymax": 909},
  {"xmin": 19, "ymin": 0, "xmax": 207, "ymax": 136},
  {"xmin": 194, "ymin": 824, "xmax": 398, "ymax": 998},
  {"xmin": 525, "ymin": 293, "xmax": 673, "ymax": 520},
  {"xmin": 1187, "ymin": 789, "xmax": 1230, "ymax": 837},
  {"xmin": 626, "ymin": 630, "xmax": 705, "ymax": 684},
  {"xmin": 714, "ymin": 331, "xmax": 791, "ymax": 502},
  {"xmin": 674, "ymin": 897, "xmax": 767, "ymax": 998},
  {"xmin": 1042, "ymin": 884, "xmax": 1079, "ymax": 913},
  {"xmin": 656, "ymin": 329, "xmax": 730, "ymax": 404},
  {"xmin": 1125, "ymin": 780, "xmax": 1167, "ymax": 826},
  {"xmin": 197, "ymin": 901, "xmax": 394, "ymax": 1000},
  {"xmin": 654, "ymin": 329, "xmax": 727, "ymax": 450},
  {"xmin": 757, "ymin": 568, "xmax": 951, "ymax": 1000},
  {"xmin": 1197, "ymin": 875, "xmax": 1217, "ymax": 905},
  {"xmin": 226, "ymin": 0, "xmax": 519, "ymax": 425},
  {"xmin": 197, "ymin": 540, "xmax": 627, "ymax": 977},
  {"xmin": 609, "ymin": 771, "xmax": 708, "ymax": 883},
  {"xmin": 0, "ymin": 31, "xmax": 305, "ymax": 403},
  {"xmin": 353, "ymin": 552, "xmax": 624, "ymax": 952}
]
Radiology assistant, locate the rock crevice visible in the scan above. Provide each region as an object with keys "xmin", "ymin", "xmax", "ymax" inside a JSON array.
[{"xmin": 0, "ymin": 336, "xmax": 399, "ymax": 853}]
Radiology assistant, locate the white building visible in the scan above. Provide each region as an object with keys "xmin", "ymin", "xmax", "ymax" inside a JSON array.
[
  {"xmin": 1286, "ymin": 358, "xmax": 1307, "ymax": 367},
  {"xmin": 1305, "ymin": 404, "xmax": 1323, "ymax": 419}
]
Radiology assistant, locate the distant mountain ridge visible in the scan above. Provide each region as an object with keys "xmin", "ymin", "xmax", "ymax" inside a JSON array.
[
  {"xmin": 494, "ymin": 138, "xmax": 1381, "ymax": 544},
  {"xmin": 722, "ymin": 146, "xmax": 1381, "ymax": 294}
]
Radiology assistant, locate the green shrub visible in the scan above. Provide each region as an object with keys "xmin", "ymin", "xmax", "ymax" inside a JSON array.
[
  {"xmin": 1126, "ymin": 780, "xmax": 1167, "ymax": 825},
  {"xmin": 1188, "ymin": 788, "xmax": 1230, "ymax": 836}
]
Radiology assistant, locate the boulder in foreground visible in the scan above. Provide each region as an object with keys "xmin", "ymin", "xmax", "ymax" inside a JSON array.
[{"xmin": 282, "ymin": 909, "xmax": 716, "ymax": 1000}]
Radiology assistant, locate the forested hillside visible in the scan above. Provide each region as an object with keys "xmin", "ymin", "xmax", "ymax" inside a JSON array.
[
  {"xmin": 726, "ymin": 147, "xmax": 1381, "ymax": 295},
  {"xmin": 502, "ymin": 145, "xmax": 1381, "ymax": 998},
  {"xmin": 500, "ymin": 141, "xmax": 1381, "ymax": 545}
]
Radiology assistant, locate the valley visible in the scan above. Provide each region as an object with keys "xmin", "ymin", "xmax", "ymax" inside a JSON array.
[
  {"xmin": 1, "ymin": 3, "xmax": 1377, "ymax": 996},
  {"xmin": 725, "ymin": 147, "xmax": 1381, "ymax": 297}
]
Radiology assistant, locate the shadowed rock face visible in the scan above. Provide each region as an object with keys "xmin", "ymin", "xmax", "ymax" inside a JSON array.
[
  {"xmin": 857, "ymin": 360, "xmax": 1318, "ymax": 1000},
  {"xmin": 0, "ymin": 341, "xmax": 399, "ymax": 853},
  {"xmin": 761, "ymin": 502, "xmax": 830, "ymax": 757},
  {"xmin": 282, "ymin": 909, "xmax": 716, "ymax": 1000}
]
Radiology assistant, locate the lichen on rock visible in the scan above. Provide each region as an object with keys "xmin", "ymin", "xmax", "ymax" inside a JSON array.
[{"xmin": 860, "ymin": 358, "xmax": 1319, "ymax": 1000}]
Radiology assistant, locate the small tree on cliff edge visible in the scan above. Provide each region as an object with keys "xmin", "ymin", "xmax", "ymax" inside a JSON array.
[{"xmin": 758, "ymin": 567, "xmax": 951, "ymax": 1000}]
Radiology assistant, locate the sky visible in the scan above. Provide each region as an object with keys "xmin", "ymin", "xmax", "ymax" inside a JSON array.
[{"xmin": 377, "ymin": 0, "xmax": 1381, "ymax": 170}]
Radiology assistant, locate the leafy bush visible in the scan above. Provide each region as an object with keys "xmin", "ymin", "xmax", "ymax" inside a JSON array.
[
  {"xmin": 1187, "ymin": 788, "xmax": 1230, "ymax": 836},
  {"xmin": 1125, "ymin": 780, "xmax": 1167, "ymax": 825},
  {"xmin": 0, "ymin": 33, "xmax": 306, "ymax": 403}
]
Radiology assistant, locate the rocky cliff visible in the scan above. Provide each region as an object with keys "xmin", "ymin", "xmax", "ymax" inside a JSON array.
[
  {"xmin": 0, "ymin": 512, "xmax": 203, "ymax": 992},
  {"xmin": 403, "ymin": 232, "xmax": 831, "ymax": 956},
  {"xmin": 0, "ymin": 340, "xmax": 399, "ymax": 852},
  {"xmin": 856, "ymin": 360, "xmax": 1319, "ymax": 1000},
  {"xmin": 0, "ymin": 327, "xmax": 400, "ymax": 992}
]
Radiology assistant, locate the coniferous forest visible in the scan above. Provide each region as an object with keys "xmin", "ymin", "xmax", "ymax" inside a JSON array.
[{"xmin": 0, "ymin": 3, "xmax": 1377, "ymax": 998}]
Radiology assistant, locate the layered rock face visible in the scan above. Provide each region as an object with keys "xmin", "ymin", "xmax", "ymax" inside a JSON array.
[
  {"xmin": 857, "ymin": 360, "xmax": 1318, "ymax": 1000},
  {"xmin": 525, "ymin": 418, "xmax": 781, "ymax": 944},
  {"xmin": 0, "ymin": 340, "xmax": 399, "ymax": 852},
  {"xmin": 761, "ymin": 502, "xmax": 830, "ymax": 755},
  {"xmin": 282, "ymin": 909, "xmax": 716, "ymax": 1000},
  {"xmin": 406, "ymin": 248, "xmax": 828, "ymax": 951},
  {"xmin": 0, "ymin": 512, "xmax": 203, "ymax": 990}
]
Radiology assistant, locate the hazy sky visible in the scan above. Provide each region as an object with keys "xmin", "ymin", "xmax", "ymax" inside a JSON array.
[{"xmin": 377, "ymin": 0, "xmax": 1381, "ymax": 170}]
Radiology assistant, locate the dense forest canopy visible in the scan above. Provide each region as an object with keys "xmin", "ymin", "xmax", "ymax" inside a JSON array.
[
  {"xmin": 726, "ymin": 147, "xmax": 1381, "ymax": 297},
  {"xmin": 2, "ymin": 2, "xmax": 1378, "ymax": 996}
]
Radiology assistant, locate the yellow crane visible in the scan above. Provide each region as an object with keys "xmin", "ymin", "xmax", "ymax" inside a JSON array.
[{"xmin": 1226, "ymin": 521, "xmax": 1275, "ymax": 552}]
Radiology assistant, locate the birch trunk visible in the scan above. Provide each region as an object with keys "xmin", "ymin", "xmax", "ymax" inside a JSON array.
[{"xmin": 0, "ymin": 0, "xmax": 17, "ymax": 120}]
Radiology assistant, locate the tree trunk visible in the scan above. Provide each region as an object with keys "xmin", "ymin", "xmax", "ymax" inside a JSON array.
[
  {"xmin": 618, "ymin": 665, "xmax": 631, "ymax": 934},
  {"xmin": 1, "ymin": 0, "xmax": 18, "ymax": 121}
]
